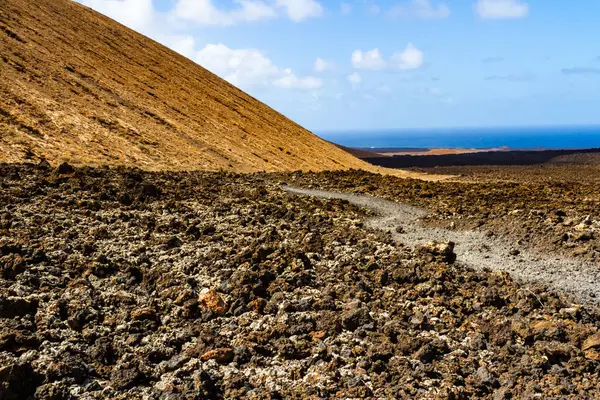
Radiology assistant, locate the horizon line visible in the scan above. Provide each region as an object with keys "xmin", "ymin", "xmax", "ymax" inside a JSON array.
[{"xmin": 316, "ymin": 124, "xmax": 600, "ymax": 134}]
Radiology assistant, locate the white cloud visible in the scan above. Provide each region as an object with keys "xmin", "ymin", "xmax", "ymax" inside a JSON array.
[
  {"xmin": 168, "ymin": 35, "xmax": 197, "ymax": 59},
  {"xmin": 340, "ymin": 2, "xmax": 352, "ymax": 15},
  {"xmin": 347, "ymin": 72, "xmax": 362, "ymax": 85},
  {"xmin": 352, "ymin": 48, "xmax": 387, "ymax": 70},
  {"xmin": 391, "ymin": 43, "xmax": 424, "ymax": 70},
  {"xmin": 275, "ymin": 0, "xmax": 324, "ymax": 21},
  {"xmin": 195, "ymin": 44, "xmax": 321, "ymax": 89},
  {"xmin": 352, "ymin": 43, "xmax": 424, "ymax": 70},
  {"xmin": 173, "ymin": 0, "xmax": 277, "ymax": 26},
  {"xmin": 475, "ymin": 0, "xmax": 528, "ymax": 19},
  {"xmin": 274, "ymin": 69, "xmax": 323, "ymax": 89},
  {"xmin": 196, "ymin": 44, "xmax": 279, "ymax": 86},
  {"xmin": 388, "ymin": 0, "xmax": 450, "ymax": 19},
  {"xmin": 313, "ymin": 57, "xmax": 335, "ymax": 72},
  {"xmin": 79, "ymin": 0, "xmax": 156, "ymax": 33},
  {"xmin": 172, "ymin": 0, "xmax": 324, "ymax": 26}
]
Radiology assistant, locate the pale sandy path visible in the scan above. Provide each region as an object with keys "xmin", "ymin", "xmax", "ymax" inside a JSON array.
[{"xmin": 283, "ymin": 186, "xmax": 600, "ymax": 304}]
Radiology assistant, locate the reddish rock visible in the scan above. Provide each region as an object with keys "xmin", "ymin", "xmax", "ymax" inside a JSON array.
[
  {"xmin": 130, "ymin": 307, "xmax": 157, "ymax": 322},
  {"xmin": 200, "ymin": 348, "xmax": 234, "ymax": 364},
  {"xmin": 248, "ymin": 298, "xmax": 267, "ymax": 313},
  {"xmin": 198, "ymin": 289, "xmax": 227, "ymax": 316},
  {"xmin": 583, "ymin": 333, "xmax": 600, "ymax": 351}
]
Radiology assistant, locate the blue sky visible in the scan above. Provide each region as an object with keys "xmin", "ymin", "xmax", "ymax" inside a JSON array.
[{"xmin": 77, "ymin": 0, "xmax": 600, "ymax": 132}]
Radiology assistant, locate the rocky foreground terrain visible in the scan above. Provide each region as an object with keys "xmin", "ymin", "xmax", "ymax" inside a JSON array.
[{"xmin": 2, "ymin": 162, "xmax": 600, "ymax": 399}]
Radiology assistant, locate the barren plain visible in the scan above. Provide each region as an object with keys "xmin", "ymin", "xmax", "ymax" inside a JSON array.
[{"xmin": 2, "ymin": 160, "xmax": 600, "ymax": 399}]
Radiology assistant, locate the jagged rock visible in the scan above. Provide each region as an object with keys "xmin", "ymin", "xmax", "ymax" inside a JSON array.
[
  {"xmin": 198, "ymin": 289, "xmax": 227, "ymax": 316},
  {"xmin": 0, "ymin": 164, "xmax": 599, "ymax": 398},
  {"xmin": 476, "ymin": 365, "xmax": 498, "ymax": 387},
  {"xmin": 418, "ymin": 241, "xmax": 457, "ymax": 263},
  {"xmin": 583, "ymin": 333, "xmax": 600, "ymax": 351},
  {"xmin": 247, "ymin": 297, "xmax": 267, "ymax": 313},
  {"xmin": 200, "ymin": 348, "xmax": 234, "ymax": 364},
  {"xmin": 342, "ymin": 303, "xmax": 372, "ymax": 331}
]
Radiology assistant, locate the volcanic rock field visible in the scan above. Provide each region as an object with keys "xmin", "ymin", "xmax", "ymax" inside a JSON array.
[{"xmin": 1, "ymin": 162, "xmax": 600, "ymax": 399}]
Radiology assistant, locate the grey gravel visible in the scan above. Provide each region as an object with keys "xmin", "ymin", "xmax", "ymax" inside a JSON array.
[{"xmin": 284, "ymin": 186, "xmax": 600, "ymax": 304}]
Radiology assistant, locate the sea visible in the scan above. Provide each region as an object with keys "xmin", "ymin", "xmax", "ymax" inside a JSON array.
[{"xmin": 319, "ymin": 126, "xmax": 600, "ymax": 150}]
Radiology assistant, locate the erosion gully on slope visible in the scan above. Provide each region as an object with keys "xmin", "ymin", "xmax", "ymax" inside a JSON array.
[{"xmin": 283, "ymin": 186, "xmax": 600, "ymax": 304}]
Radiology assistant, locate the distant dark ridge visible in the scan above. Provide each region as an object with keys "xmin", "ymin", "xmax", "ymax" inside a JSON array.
[
  {"xmin": 332, "ymin": 143, "xmax": 387, "ymax": 159},
  {"xmin": 363, "ymin": 148, "xmax": 600, "ymax": 168},
  {"xmin": 357, "ymin": 147, "xmax": 431, "ymax": 154}
]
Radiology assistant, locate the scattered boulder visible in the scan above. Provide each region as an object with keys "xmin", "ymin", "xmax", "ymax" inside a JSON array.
[
  {"xmin": 475, "ymin": 365, "xmax": 498, "ymax": 388},
  {"xmin": 583, "ymin": 333, "xmax": 600, "ymax": 351},
  {"xmin": 200, "ymin": 348, "xmax": 234, "ymax": 364},
  {"xmin": 418, "ymin": 241, "xmax": 456, "ymax": 264},
  {"xmin": 342, "ymin": 302, "xmax": 372, "ymax": 331},
  {"xmin": 198, "ymin": 289, "xmax": 227, "ymax": 316},
  {"xmin": 248, "ymin": 297, "xmax": 267, "ymax": 313}
]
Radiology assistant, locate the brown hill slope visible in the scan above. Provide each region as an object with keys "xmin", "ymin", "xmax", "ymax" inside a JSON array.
[{"xmin": 0, "ymin": 0, "xmax": 375, "ymax": 172}]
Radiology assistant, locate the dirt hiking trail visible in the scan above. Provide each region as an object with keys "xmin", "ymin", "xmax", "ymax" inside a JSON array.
[{"xmin": 284, "ymin": 186, "xmax": 600, "ymax": 304}]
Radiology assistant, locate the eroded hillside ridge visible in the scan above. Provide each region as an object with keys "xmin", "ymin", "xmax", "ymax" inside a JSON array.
[
  {"xmin": 1, "ymin": 163, "xmax": 600, "ymax": 398},
  {"xmin": 0, "ymin": 0, "xmax": 369, "ymax": 172}
]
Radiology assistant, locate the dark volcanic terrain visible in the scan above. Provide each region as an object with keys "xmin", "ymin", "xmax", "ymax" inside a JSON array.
[
  {"xmin": 362, "ymin": 148, "xmax": 600, "ymax": 169},
  {"xmin": 2, "ymin": 162, "xmax": 600, "ymax": 399}
]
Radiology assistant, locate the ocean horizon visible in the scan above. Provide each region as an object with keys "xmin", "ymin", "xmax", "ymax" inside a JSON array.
[{"xmin": 319, "ymin": 125, "xmax": 600, "ymax": 150}]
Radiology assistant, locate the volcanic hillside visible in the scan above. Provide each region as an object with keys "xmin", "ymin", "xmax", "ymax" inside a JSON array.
[{"xmin": 0, "ymin": 0, "xmax": 372, "ymax": 172}]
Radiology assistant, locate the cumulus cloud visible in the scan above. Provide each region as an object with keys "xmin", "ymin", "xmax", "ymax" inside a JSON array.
[
  {"xmin": 352, "ymin": 49, "xmax": 387, "ymax": 70},
  {"xmin": 167, "ymin": 35, "xmax": 197, "ymax": 58},
  {"xmin": 173, "ymin": 0, "xmax": 277, "ymax": 26},
  {"xmin": 391, "ymin": 43, "xmax": 425, "ymax": 70},
  {"xmin": 347, "ymin": 72, "xmax": 362, "ymax": 85},
  {"xmin": 172, "ymin": 0, "xmax": 323, "ymax": 26},
  {"xmin": 561, "ymin": 67, "xmax": 600, "ymax": 76},
  {"xmin": 79, "ymin": 0, "xmax": 156, "ymax": 33},
  {"xmin": 274, "ymin": 69, "xmax": 323, "ymax": 89},
  {"xmin": 313, "ymin": 57, "xmax": 335, "ymax": 72},
  {"xmin": 275, "ymin": 0, "xmax": 324, "ymax": 21},
  {"xmin": 196, "ymin": 44, "xmax": 279, "ymax": 86},
  {"xmin": 352, "ymin": 44, "xmax": 424, "ymax": 70},
  {"xmin": 195, "ymin": 44, "xmax": 322, "ymax": 89},
  {"xmin": 475, "ymin": 0, "xmax": 528, "ymax": 19},
  {"xmin": 388, "ymin": 0, "xmax": 450, "ymax": 20}
]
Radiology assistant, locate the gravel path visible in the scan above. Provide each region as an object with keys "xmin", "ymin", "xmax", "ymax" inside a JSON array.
[{"xmin": 284, "ymin": 186, "xmax": 600, "ymax": 304}]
